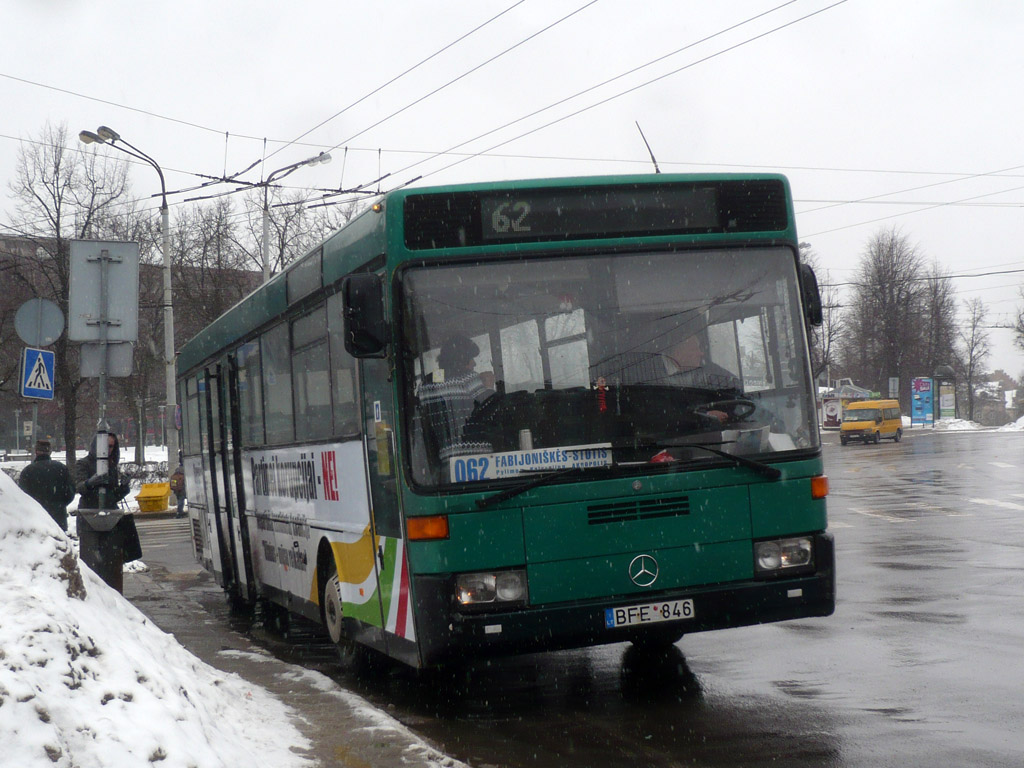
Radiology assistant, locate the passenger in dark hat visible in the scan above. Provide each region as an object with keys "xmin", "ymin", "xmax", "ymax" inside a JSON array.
[
  {"xmin": 418, "ymin": 334, "xmax": 495, "ymax": 468},
  {"xmin": 18, "ymin": 438, "xmax": 77, "ymax": 531}
]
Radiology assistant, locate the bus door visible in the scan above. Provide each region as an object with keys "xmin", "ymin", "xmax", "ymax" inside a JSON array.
[
  {"xmin": 202, "ymin": 363, "xmax": 242, "ymax": 595},
  {"xmin": 359, "ymin": 354, "xmax": 410, "ymax": 661},
  {"xmin": 223, "ymin": 356, "xmax": 255, "ymax": 600},
  {"xmin": 196, "ymin": 374, "xmax": 226, "ymax": 586},
  {"xmin": 186, "ymin": 375, "xmax": 219, "ymax": 578}
]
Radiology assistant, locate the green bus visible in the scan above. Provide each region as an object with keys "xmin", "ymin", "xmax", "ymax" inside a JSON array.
[{"xmin": 177, "ymin": 173, "xmax": 834, "ymax": 668}]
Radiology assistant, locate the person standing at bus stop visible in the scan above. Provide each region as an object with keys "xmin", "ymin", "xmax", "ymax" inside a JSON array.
[
  {"xmin": 75, "ymin": 432, "xmax": 142, "ymax": 564},
  {"xmin": 18, "ymin": 439, "xmax": 76, "ymax": 532},
  {"xmin": 170, "ymin": 453, "xmax": 186, "ymax": 518}
]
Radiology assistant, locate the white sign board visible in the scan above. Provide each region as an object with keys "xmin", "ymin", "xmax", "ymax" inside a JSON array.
[{"xmin": 68, "ymin": 240, "xmax": 140, "ymax": 343}]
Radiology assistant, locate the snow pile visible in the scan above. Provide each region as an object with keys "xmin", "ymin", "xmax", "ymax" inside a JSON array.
[
  {"xmin": 0, "ymin": 471, "xmax": 312, "ymax": 768},
  {"xmin": 997, "ymin": 414, "xmax": 1024, "ymax": 432},
  {"xmin": 932, "ymin": 418, "xmax": 984, "ymax": 431}
]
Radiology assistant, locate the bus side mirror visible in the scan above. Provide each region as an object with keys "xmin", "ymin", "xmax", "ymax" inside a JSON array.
[
  {"xmin": 799, "ymin": 263, "xmax": 823, "ymax": 327},
  {"xmin": 341, "ymin": 273, "xmax": 388, "ymax": 358}
]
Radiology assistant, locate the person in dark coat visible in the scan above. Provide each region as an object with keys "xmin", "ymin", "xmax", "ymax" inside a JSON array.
[
  {"xmin": 74, "ymin": 432, "xmax": 142, "ymax": 564},
  {"xmin": 18, "ymin": 439, "xmax": 76, "ymax": 531},
  {"xmin": 170, "ymin": 453, "xmax": 186, "ymax": 518}
]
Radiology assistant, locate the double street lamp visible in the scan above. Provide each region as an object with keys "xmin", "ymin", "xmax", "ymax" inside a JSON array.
[
  {"xmin": 261, "ymin": 152, "xmax": 331, "ymax": 282},
  {"xmin": 79, "ymin": 126, "xmax": 178, "ymax": 467}
]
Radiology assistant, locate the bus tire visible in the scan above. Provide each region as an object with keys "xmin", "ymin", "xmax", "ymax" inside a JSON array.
[
  {"xmin": 322, "ymin": 562, "xmax": 345, "ymax": 645},
  {"xmin": 873, "ymin": 432, "xmax": 880, "ymax": 444},
  {"xmin": 893, "ymin": 429, "xmax": 902, "ymax": 442},
  {"xmin": 840, "ymin": 435, "xmax": 848, "ymax": 446}
]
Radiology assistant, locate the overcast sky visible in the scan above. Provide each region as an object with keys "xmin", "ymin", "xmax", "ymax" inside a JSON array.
[{"xmin": 2, "ymin": 0, "xmax": 1022, "ymax": 378}]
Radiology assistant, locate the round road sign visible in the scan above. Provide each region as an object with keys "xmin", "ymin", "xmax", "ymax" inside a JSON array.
[{"xmin": 15, "ymin": 298, "xmax": 65, "ymax": 346}]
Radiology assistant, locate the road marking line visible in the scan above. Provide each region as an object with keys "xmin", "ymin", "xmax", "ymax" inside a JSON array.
[
  {"xmin": 989, "ymin": 462, "xmax": 1015, "ymax": 468},
  {"xmin": 829, "ymin": 521, "xmax": 854, "ymax": 528},
  {"xmin": 970, "ymin": 498, "xmax": 1024, "ymax": 511},
  {"xmin": 849, "ymin": 507, "xmax": 911, "ymax": 524}
]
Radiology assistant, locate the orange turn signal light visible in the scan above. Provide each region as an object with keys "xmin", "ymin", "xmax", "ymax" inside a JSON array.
[
  {"xmin": 407, "ymin": 515, "xmax": 449, "ymax": 541},
  {"xmin": 811, "ymin": 475, "xmax": 829, "ymax": 499}
]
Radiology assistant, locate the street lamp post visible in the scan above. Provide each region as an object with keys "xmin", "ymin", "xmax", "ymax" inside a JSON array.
[
  {"xmin": 261, "ymin": 152, "xmax": 331, "ymax": 282},
  {"xmin": 79, "ymin": 126, "xmax": 178, "ymax": 467}
]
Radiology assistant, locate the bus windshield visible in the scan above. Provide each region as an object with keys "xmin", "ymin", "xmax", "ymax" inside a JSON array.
[
  {"xmin": 844, "ymin": 409, "xmax": 879, "ymax": 421},
  {"xmin": 400, "ymin": 246, "xmax": 818, "ymax": 488}
]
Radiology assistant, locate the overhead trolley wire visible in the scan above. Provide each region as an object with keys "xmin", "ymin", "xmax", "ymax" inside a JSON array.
[
  {"xmin": 364, "ymin": 0, "xmax": 803, "ymax": 188},
  {"xmin": 374, "ymin": 0, "xmax": 851, "ymax": 191},
  {"xmin": 316, "ymin": 0, "xmax": 602, "ymax": 166},
  {"xmin": 265, "ymin": 0, "xmax": 527, "ymax": 165}
]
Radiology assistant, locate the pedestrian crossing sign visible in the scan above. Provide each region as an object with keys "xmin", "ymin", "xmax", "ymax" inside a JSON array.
[{"xmin": 21, "ymin": 347, "xmax": 55, "ymax": 400}]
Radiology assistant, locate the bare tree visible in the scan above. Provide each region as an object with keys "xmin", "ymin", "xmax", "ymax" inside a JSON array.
[
  {"xmin": 4, "ymin": 121, "xmax": 132, "ymax": 457},
  {"xmin": 956, "ymin": 298, "xmax": 991, "ymax": 422},
  {"xmin": 237, "ymin": 188, "xmax": 358, "ymax": 275},
  {"xmin": 919, "ymin": 261, "xmax": 959, "ymax": 373},
  {"xmin": 1014, "ymin": 287, "xmax": 1024, "ymax": 352},
  {"xmin": 839, "ymin": 228, "xmax": 926, "ymax": 402}
]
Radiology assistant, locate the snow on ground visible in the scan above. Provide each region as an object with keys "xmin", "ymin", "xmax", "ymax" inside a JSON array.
[{"xmin": 0, "ymin": 470, "xmax": 313, "ymax": 768}]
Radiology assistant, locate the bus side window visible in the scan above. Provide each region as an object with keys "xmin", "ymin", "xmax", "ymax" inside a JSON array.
[
  {"xmin": 328, "ymin": 291, "xmax": 361, "ymax": 439},
  {"xmin": 237, "ymin": 341, "xmax": 264, "ymax": 446},
  {"xmin": 292, "ymin": 305, "xmax": 332, "ymax": 441},
  {"xmin": 261, "ymin": 322, "xmax": 294, "ymax": 444}
]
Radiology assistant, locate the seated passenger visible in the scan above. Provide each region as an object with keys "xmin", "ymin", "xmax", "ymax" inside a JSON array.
[
  {"xmin": 418, "ymin": 334, "xmax": 495, "ymax": 463},
  {"xmin": 662, "ymin": 334, "xmax": 742, "ymax": 392}
]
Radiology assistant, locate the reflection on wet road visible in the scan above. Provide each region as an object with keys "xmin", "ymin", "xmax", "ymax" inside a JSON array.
[{"xmin": 217, "ymin": 430, "xmax": 1024, "ymax": 767}]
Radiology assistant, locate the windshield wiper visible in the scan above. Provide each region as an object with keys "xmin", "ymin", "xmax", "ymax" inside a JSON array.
[{"xmin": 670, "ymin": 442, "xmax": 781, "ymax": 480}]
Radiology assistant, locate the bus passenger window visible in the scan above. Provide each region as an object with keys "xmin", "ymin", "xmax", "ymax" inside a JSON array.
[
  {"xmin": 328, "ymin": 291, "xmax": 360, "ymax": 439},
  {"xmin": 261, "ymin": 323, "xmax": 294, "ymax": 444},
  {"xmin": 237, "ymin": 341, "xmax": 264, "ymax": 446},
  {"xmin": 292, "ymin": 306, "xmax": 332, "ymax": 441}
]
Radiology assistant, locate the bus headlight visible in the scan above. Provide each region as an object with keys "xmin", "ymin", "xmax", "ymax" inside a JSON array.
[
  {"xmin": 456, "ymin": 569, "xmax": 527, "ymax": 607},
  {"xmin": 755, "ymin": 537, "xmax": 813, "ymax": 575}
]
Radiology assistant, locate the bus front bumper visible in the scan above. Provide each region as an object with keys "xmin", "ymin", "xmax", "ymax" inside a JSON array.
[{"xmin": 413, "ymin": 532, "xmax": 835, "ymax": 666}]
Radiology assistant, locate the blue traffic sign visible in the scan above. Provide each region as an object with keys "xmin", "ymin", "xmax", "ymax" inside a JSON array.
[{"xmin": 21, "ymin": 347, "xmax": 55, "ymax": 400}]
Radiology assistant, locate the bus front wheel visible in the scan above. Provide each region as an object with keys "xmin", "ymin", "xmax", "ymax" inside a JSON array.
[{"xmin": 322, "ymin": 563, "xmax": 345, "ymax": 645}]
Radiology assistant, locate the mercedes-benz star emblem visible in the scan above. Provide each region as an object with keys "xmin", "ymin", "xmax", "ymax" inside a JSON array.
[{"xmin": 628, "ymin": 554, "xmax": 659, "ymax": 587}]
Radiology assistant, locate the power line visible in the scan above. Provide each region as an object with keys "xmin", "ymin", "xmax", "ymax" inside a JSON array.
[
  {"xmin": 377, "ymin": 0, "xmax": 852, "ymax": 189},
  {"xmin": 367, "ymin": 0, "xmax": 805, "ymax": 186},
  {"xmin": 803, "ymin": 180, "xmax": 1024, "ymax": 238},
  {"xmin": 820, "ymin": 267, "xmax": 1024, "ymax": 290},
  {"xmin": 266, "ymin": 0, "xmax": 527, "ymax": 166},
  {"xmin": 317, "ymin": 1, "xmax": 601, "ymax": 165}
]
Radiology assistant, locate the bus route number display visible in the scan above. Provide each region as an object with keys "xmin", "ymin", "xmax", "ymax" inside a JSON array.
[{"xmin": 479, "ymin": 186, "xmax": 720, "ymax": 242}]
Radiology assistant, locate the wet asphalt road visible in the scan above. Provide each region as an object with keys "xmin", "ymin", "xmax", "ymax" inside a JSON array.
[{"xmin": 131, "ymin": 428, "xmax": 1024, "ymax": 768}]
